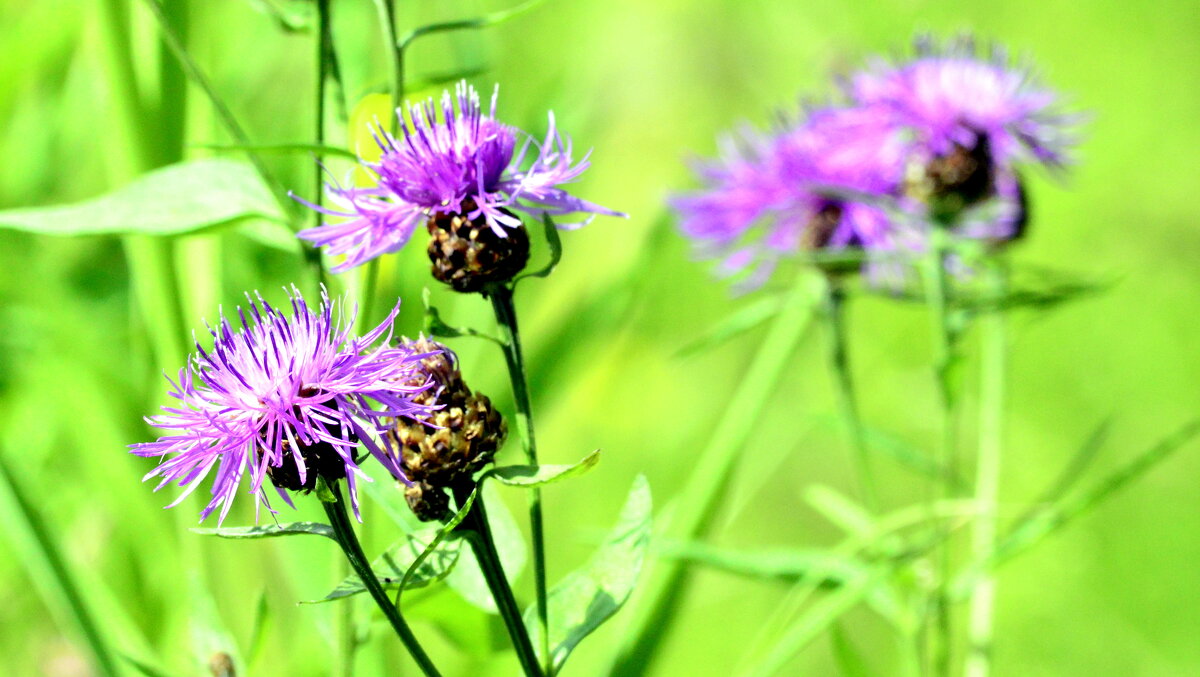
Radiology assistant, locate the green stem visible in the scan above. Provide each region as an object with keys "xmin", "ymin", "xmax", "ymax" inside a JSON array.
[
  {"xmin": 921, "ymin": 227, "xmax": 958, "ymax": 677},
  {"xmin": 452, "ymin": 484, "xmax": 544, "ymax": 677},
  {"xmin": 613, "ymin": 272, "xmax": 823, "ymax": 676},
  {"xmin": 322, "ymin": 485, "xmax": 442, "ymax": 677},
  {"xmin": 0, "ymin": 451, "xmax": 122, "ymax": 677},
  {"xmin": 823, "ymin": 277, "xmax": 879, "ymax": 512},
  {"xmin": 964, "ymin": 260, "xmax": 1007, "ymax": 677},
  {"xmin": 486, "ymin": 283, "xmax": 551, "ymax": 674}
]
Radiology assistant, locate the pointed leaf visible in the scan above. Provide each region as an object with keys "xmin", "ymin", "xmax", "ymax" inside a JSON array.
[
  {"xmin": 658, "ymin": 541, "xmax": 866, "ymax": 588},
  {"xmin": 422, "ymin": 288, "xmax": 503, "ymax": 345},
  {"xmin": 307, "ymin": 529, "xmax": 463, "ymax": 603},
  {"xmin": 488, "ymin": 449, "xmax": 601, "ymax": 488},
  {"xmin": 675, "ymin": 294, "xmax": 784, "ymax": 357},
  {"xmin": 191, "ymin": 522, "xmax": 335, "ymax": 541},
  {"xmin": 0, "ymin": 158, "xmax": 284, "ymax": 237},
  {"xmin": 528, "ymin": 475, "xmax": 652, "ymax": 673},
  {"xmin": 516, "ymin": 214, "xmax": 563, "ymax": 283}
]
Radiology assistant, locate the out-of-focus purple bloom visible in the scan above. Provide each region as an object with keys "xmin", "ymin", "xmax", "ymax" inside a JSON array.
[
  {"xmin": 846, "ymin": 36, "xmax": 1078, "ymax": 238},
  {"xmin": 130, "ymin": 288, "xmax": 431, "ymax": 524},
  {"xmin": 296, "ymin": 81, "xmax": 623, "ymax": 272},
  {"xmin": 672, "ymin": 106, "xmax": 909, "ymax": 287},
  {"xmin": 847, "ymin": 36, "xmax": 1073, "ymax": 168}
]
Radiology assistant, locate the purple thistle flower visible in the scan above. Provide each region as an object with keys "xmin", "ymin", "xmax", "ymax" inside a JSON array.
[
  {"xmin": 846, "ymin": 36, "xmax": 1078, "ymax": 238},
  {"xmin": 130, "ymin": 287, "xmax": 432, "ymax": 524},
  {"xmin": 672, "ymin": 105, "xmax": 910, "ymax": 287},
  {"xmin": 295, "ymin": 81, "xmax": 624, "ymax": 273}
]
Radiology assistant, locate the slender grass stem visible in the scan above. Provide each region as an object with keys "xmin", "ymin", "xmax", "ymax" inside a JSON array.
[
  {"xmin": 485, "ymin": 283, "xmax": 551, "ymax": 673},
  {"xmin": 322, "ymin": 484, "xmax": 442, "ymax": 677},
  {"xmin": 452, "ymin": 484, "xmax": 544, "ymax": 677},
  {"xmin": 613, "ymin": 272, "xmax": 822, "ymax": 676},
  {"xmin": 823, "ymin": 277, "xmax": 879, "ymax": 512},
  {"xmin": 964, "ymin": 259, "xmax": 1007, "ymax": 677}
]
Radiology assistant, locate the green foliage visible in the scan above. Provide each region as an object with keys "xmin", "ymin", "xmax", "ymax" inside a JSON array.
[
  {"xmin": 192, "ymin": 521, "xmax": 337, "ymax": 541},
  {"xmin": 308, "ymin": 528, "xmax": 463, "ymax": 603},
  {"xmin": 528, "ymin": 475, "xmax": 652, "ymax": 674},
  {"xmin": 515, "ymin": 214, "xmax": 564, "ymax": 284},
  {"xmin": 0, "ymin": 158, "xmax": 284, "ymax": 238},
  {"xmin": 488, "ymin": 449, "xmax": 601, "ymax": 487}
]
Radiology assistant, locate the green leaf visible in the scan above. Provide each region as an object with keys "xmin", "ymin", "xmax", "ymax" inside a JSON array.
[
  {"xmin": 830, "ymin": 622, "xmax": 876, "ymax": 677},
  {"xmin": 487, "ymin": 449, "xmax": 601, "ymax": 488},
  {"xmin": 0, "ymin": 158, "xmax": 285, "ymax": 238},
  {"xmin": 421, "ymin": 288, "xmax": 503, "ymax": 345},
  {"xmin": 675, "ymin": 294, "xmax": 785, "ymax": 357},
  {"xmin": 190, "ymin": 522, "xmax": 335, "ymax": 541},
  {"xmin": 240, "ymin": 0, "xmax": 315, "ymax": 32},
  {"xmin": 804, "ymin": 485, "xmax": 874, "ymax": 537},
  {"xmin": 528, "ymin": 475, "xmax": 652, "ymax": 673},
  {"xmin": 396, "ymin": 0, "xmax": 552, "ymax": 50},
  {"xmin": 952, "ymin": 419, "xmax": 1200, "ymax": 598},
  {"xmin": 658, "ymin": 541, "xmax": 866, "ymax": 588},
  {"xmin": 515, "ymin": 214, "xmax": 563, "ymax": 283},
  {"xmin": 194, "ymin": 142, "xmax": 358, "ymax": 160},
  {"xmin": 307, "ymin": 528, "xmax": 463, "ymax": 603}
]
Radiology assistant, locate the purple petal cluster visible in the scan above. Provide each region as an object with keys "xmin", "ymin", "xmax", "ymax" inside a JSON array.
[
  {"xmin": 297, "ymin": 81, "xmax": 623, "ymax": 272},
  {"xmin": 674, "ymin": 35, "xmax": 1076, "ymax": 286},
  {"xmin": 130, "ymin": 288, "xmax": 432, "ymax": 524}
]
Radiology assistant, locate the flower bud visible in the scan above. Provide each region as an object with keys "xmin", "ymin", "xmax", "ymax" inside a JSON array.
[{"xmin": 427, "ymin": 200, "xmax": 530, "ymax": 293}]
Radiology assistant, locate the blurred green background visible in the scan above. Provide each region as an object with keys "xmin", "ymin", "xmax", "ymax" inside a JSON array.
[{"xmin": 2, "ymin": 0, "xmax": 1199, "ymax": 675}]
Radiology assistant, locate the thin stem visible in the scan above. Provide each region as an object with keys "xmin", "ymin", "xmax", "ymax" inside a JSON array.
[
  {"xmin": 921, "ymin": 227, "xmax": 959, "ymax": 677},
  {"xmin": 486, "ymin": 283, "xmax": 551, "ymax": 674},
  {"xmin": 823, "ymin": 277, "xmax": 880, "ymax": 512},
  {"xmin": 322, "ymin": 485, "xmax": 442, "ymax": 677},
  {"xmin": 965, "ymin": 260, "xmax": 1007, "ymax": 677},
  {"xmin": 0, "ymin": 451, "xmax": 122, "ymax": 677},
  {"xmin": 371, "ymin": 0, "xmax": 404, "ymax": 134},
  {"xmin": 613, "ymin": 272, "xmax": 822, "ymax": 677},
  {"xmin": 452, "ymin": 484, "xmax": 544, "ymax": 677}
]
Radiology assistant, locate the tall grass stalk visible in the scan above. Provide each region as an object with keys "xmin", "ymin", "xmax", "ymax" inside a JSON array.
[{"xmin": 613, "ymin": 272, "xmax": 823, "ymax": 676}]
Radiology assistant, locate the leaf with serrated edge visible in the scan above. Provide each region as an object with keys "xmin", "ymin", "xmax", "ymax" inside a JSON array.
[
  {"xmin": 191, "ymin": 522, "xmax": 335, "ymax": 541},
  {"xmin": 0, "ymin": 158, "xmax": 284, "ymax": 237},
  {"xmin": 488, "ymin": 449, "xmax": 600, "ymax": 488},
  {"xmin": 526, "ymin": 475, "xmax": 652, "ymax": 673}
]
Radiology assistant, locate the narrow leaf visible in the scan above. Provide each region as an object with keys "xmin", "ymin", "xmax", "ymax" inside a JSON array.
[
  {"xmin": 804, "ymin": 485, "xmax": 874, "ymax": 537},
  {"xmin": 675, "ymin": 294, "xmax": 785, "ymax": 357},
  {"xmin": 240, "ymin": 0, "xmax": 315, "ymax": 32},
  {"xmin": 0, "ymin": 158, "xmax": 284, "ymax": 237},
  {"xmin": 658, "ymin": 541, "xmax": 865, "ymax": 588},
  {"xmin": 195, "ymin": 142, "xmax": 358, "ymax": 160},
  {"xmin": 396, "ymin": 0, "xmax": 552, "ymax": 49},
  {"xmin": 830, "ymin": 622, "xmax": 876, "ymax": 677},
  {"xmin": 422, "ymin": 288, "xmax": 503, "ymax": 345},
  {"xmin": 528, "ymin": 475, "xmax": 652, "ymax": 673},
  {"xmin": 307, "ymin": 529, "xmax": 463, "ymax": 603},
  {"xmin": 191, "ymin": 521, "xmax": 336, "ymax": 541},
  {"xmin": 515, "ymin": 213, "xmax": 563, "ymax": 283},
  {"xmin": 488, "ymin": 449, "xmax": 601, "ymax": 487}
]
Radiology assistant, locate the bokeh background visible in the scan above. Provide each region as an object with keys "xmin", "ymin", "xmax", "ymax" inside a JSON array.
[{"xmin": 2, "ymin": 0, "xmax": 1198, "ymax": 675}]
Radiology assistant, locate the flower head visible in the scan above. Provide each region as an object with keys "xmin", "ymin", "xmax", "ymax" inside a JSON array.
[
  {"xmin": 130, "ymin": 288, "xmax": 432, "ymax": 524},
  {"xmin": 672, "ymin": 105, "xmax": 908, "ymax": 287},
  {"xmin": 846, "ymin": 36, "xmax": 1078, "ymax": 237},
  {"xmin": 296, "ymin": 81, "xmax": 623, "ymax": 273}
]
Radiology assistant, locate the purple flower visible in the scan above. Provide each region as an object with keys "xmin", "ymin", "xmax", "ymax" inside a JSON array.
[
  {"xmin": 672, "ymin": 105, "xmax": 909, "ymax": 287},
  {"xmin": 846, "ymin": 36, "xmax": 1078, "ymax": 238},
  {"xmin": 130, "ymin": 288, "xmax": 432, "ymax": 524},
  {"xmin": 296, "ymin": 81, "xmax": 623, "ymax": 272}
]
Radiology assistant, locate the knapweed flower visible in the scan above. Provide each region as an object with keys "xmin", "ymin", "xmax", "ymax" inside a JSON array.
[
  {"xmin": 672, "ymin": 105, "xmax": 909, "ymax": 288},
  {"xmin": 390, "ymin": 335, "xmax": 506, "ymax": 521},
  {"xmin": 846, "ymin": 35, "xmax": 1078, "ymax": 236},
  {"xmin": 130, "ymin": 288, "xmax": 433, "ymax": 524},
  {"xmin": 296, "ymin": 81, "xmax": 623, "ymax": 291}
]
